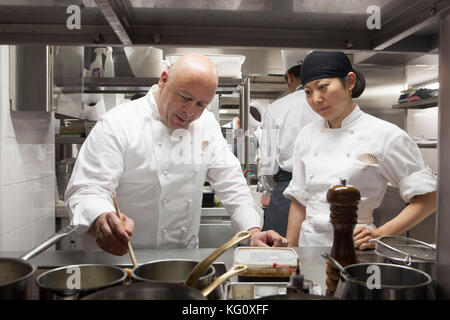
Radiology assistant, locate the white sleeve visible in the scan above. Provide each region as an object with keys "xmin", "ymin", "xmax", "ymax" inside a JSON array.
[
  {"xmin": 259, "ymin": 107, "xmax": 279, "ymax": 175},
  {"xmin": 64, "ymin": 114, "xmax": 126, "ymax": 237},
  {"xmin": 205, "ymin": 122, "xmax": 263, "ymax": 232},
  {"xmin": 379, "ymin": 131, "xmax": 437, "ymax": 203},
  {"xmin": 283, "ymin": 134, "xmax": 309, "ymax": 206}
]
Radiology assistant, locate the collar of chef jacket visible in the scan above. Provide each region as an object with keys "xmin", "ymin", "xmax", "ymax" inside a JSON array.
[{"xmin": 323, "ymin": 104, "xmax": 363, "ymax": 129}]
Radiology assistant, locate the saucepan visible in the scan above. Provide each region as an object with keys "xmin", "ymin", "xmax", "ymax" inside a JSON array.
[
  {"xmin": 1, "ymin": 225, "xmax": 129, "ymax": 300},
  {"xmin": 131, "ymin": 230, "xmax": 252, "ymax": 299},
  {"xmin": 370, "ymin": 236, "xmax": 436, "ymax": 279},
  {"xmin": 83, "ymin": 264, "xmax": 248, "ymax": 300},
  {"xmin": 0, "ymin": 224, "xmax": 76, "ymax": 299},
  {"xmin": 333, "ymin": 262, "xmax": 435, "ymax": 300}
]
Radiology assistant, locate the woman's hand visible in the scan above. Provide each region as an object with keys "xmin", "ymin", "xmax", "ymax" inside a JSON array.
[{"xmin": 353, "ymin": 226, "xmax": 380, "ymax": 250}]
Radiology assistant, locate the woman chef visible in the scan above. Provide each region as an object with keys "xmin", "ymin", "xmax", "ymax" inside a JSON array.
[{"xmin": 284, "ymin": 51, "xmax": 437, "ymax": 249}]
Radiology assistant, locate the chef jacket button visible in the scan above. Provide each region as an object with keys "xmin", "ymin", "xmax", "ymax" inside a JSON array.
[
  {"xmin": 163, "ymin": 228, "xmax": 167, "ymax": 233},
  {"xmin": 187, "ymin": 199, "xmax": 192, "ymax": 203},
  {"xmin": 156, "ymin": 141, "xmax": 162, "ymax": 148},
  {"xmin": 314, "ymin": 151, "xmax": 318, "ymax": 157},
  {"xmin": 162, "ymin": 199, "xmax": 168, "ymax": 205},
  {"xmin": 309, "ymin": 174, "xmax": 313, "ymax": 179},
  {"xmin": 163, "ymin": 170, "xmax": 168, "ymax": 175},
  {"xmin": 347, "ymin": 153, "xmax": 351, "ymax": 158},
  {"xmin": 195, "ymin": 168, "xmax": 199, "ymax": 173},
  {"xmin": 349, "ymin": 130, "xmax": 354, "ymax": 134},
  {"xmin": 181, "ymin": 227, "xmax": 187, "ymax": 232},
  {"xmin": 152, "ymin": 113, "xmax": 159, "ymax": 120}
]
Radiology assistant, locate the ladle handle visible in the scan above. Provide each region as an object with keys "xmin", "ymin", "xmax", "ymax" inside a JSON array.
[
  {"xmin": 184, "ymin": 230, "xmax": 251, "ymax": 288},
  {"xmin": 200, "ymin": 264, "xmax": 248, "ymax": 297},
  {"xmin": 321, "ymin": 253, "xmax": 347, "ymax": 274}
]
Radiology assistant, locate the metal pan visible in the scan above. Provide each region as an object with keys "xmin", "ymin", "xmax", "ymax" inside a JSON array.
[
  {"xmin": 0, "ymin": 224, "xmax": 76, "ymax": 299},
  {"xmin": 131, "ymin": 231, "xmax": 251, "ymax": 298},
  {"xmin": 83, "ymin": 264, "xmax": 247, "ymax": 300},
  {"xmin": 35, "ymin": 264, "xmax": 128, "ymax": 300}
]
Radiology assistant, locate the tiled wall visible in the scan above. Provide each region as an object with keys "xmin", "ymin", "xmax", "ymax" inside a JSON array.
[{"xmin": 0, "ymin": 45, "xmax": 55, "ymax": 251}]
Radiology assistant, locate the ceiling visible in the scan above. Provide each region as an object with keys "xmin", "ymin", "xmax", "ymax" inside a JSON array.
[{"xmin": 0, "ymin": 0, "xmax": 448, "ymax": 66}]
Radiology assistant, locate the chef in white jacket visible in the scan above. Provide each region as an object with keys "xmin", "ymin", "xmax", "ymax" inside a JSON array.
[
  {"xmin": 260, "ymin": 64, "xmax": 320, "ymax": 237},
  {"xmin": 284, "ymin": 51, "xmax": 437, "ymax": 249},
  {"xmin": 65, "ymin": 54, "xmax": 287, "ymax": 255}
]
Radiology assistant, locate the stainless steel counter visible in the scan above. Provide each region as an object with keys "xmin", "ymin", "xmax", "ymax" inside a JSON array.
[{"xmin": 0, "ymin": 247, "xmax": 381, "ymax": 294}]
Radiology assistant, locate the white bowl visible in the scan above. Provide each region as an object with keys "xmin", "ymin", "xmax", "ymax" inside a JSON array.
[{"xmin": 124, "ymin": 47, "xmax": 165, "ymax": 78}]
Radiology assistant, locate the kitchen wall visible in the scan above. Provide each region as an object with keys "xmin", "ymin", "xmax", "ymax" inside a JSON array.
[{"xmin": 0, "ymin": 45, "xmax": 55, "ymax": 251}]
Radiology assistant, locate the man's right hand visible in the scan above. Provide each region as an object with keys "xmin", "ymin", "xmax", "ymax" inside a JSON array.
[{"xmin": 88, "ymin": 212, "xmax": 134, "ymax": 256}]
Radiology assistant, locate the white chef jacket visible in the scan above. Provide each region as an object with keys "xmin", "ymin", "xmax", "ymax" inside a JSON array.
[
  {"xmin": 65, "ymin": 85, "xmax": 263, "ymax": 249},
  {"xmin": 284, "ymin": 105, "xmax": 437, "ymax": 247},
  {"xmin": 260, "ymin": 88, "xmax": 321, "ymax": 175}
]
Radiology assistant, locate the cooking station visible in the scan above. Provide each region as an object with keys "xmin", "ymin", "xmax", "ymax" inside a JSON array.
[{"xmin": 0, "ymin": 247, "xmax": 381, "ymax": 300}]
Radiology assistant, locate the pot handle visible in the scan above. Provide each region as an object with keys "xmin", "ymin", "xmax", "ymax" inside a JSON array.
[
  {"xmin": 19, "ymin": 224, "xmax": 77, "ymax": 261},
  {"xmin": 200, "ymin": 264, "xmax": 247, "ymax": 297},
  {"xmin": 184, "ymin": 230, "xmax": 251, "ymax": 288}
]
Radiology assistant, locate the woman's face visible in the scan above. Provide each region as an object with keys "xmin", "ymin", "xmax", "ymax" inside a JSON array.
[{"xmin": 303, "ymin": 73, "xmax": 355, "ymax": 128}]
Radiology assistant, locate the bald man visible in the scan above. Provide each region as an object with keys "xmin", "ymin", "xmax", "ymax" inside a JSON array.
[{"xmin": 65, "ymin": 54, "xmax": 287, "ymax": 254}]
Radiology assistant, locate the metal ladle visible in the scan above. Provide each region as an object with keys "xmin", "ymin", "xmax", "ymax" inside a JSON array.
[{"xmin": 321, "ymin": 253, "xmax": 358, "ymax": 281}]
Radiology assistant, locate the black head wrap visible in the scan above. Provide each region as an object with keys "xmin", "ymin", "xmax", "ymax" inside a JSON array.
[{"xmin": 301, "ymin": 51, "xmax": 354, "ymax": 85}]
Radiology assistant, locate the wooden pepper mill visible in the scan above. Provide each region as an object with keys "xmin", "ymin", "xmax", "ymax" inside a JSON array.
[{"xmin": 325, "ymin": 178, "xmax": 360, "ymax": 296}]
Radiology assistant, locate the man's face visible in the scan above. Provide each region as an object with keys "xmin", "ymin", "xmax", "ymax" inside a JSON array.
[{"xmin": 156, "ymin": 70, "xmax": 217, "ymax": 130}]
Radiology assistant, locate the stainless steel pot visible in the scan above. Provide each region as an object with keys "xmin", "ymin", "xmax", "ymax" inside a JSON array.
[
  {"xmin": 132, "ymin": 259, "xmax": 220, "ymax": 298},
  {"xmin": 334, "ymin": 263, "xmax": 435, "ymax": 300},
  {"xmin": 0, "ymin": 224, "xmax": 76, "ymax": 300},
  {"xmin": 372, "ymin": 236, "xmax": 436, "ymax": 279},
  {"xmin": 83, "ymin": 264, "xmax": 247, "ymax": 300},
  {"xmin": 36, "ymin": 264, "xmax": 127, "ymax": 300}
]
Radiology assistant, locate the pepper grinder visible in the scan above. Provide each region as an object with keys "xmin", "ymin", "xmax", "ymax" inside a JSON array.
[{"xmin": 325, "ymin": 178, "xmax": 360, "ymax": 296}]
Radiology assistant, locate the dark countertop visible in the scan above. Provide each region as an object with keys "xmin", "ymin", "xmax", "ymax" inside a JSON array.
[{"xmin": 0, "ymin": 247, "xmax": 382, "ymax": 294}]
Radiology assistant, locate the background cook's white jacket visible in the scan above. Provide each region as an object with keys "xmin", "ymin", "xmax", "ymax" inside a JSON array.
[
  {"xmin": 284, "ymin": 105, "xmax": 437, "ymax": 247},
  {"xmin": 260, "ymin": 89, "xmax": 321, "ymax": 175},
  {"xmin": 65, "ymin": 86, "xmax": 263, "ymax": 249}
]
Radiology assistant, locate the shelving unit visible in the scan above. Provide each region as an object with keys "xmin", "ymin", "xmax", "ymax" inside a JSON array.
[{"xmin": 392, "ymin": 96, "xmax": 439, "ymax": 109}]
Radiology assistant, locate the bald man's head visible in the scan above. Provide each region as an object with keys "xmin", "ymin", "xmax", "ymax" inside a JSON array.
[{"xmin": 154, "ymin": 54, "xmax": 218, "ymax": 130}]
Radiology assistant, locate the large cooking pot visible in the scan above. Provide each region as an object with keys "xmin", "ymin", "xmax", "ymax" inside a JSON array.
[
  {"xmin": 0, "ymin": 225, "xmax": 76, "ymax": 299},
  {"xmin": 334, "ymin": 263, "xmax": 435, "ymax": 300},
  {"xmin": 36, "ymin": 264, "xmax": 128, "ymax": 300},
  {"xmin": 83, "ymin": 264, "xmax": 247, "ymax": 300},
  {"xmin": 372, "ymin": 236, "xmax": 436, "ymax": 279},
  {"xmin": 131, "ymin": 230, "xmax": 251, "ymax": 299}
]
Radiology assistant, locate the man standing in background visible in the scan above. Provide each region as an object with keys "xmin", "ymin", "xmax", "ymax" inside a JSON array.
[{"xmin": 260, "ymin": 64, "xmax": 320, "ymax": 237}]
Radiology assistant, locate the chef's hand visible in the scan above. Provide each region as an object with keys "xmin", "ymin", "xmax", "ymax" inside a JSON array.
[
  {"xmin": 261, "ymin": 196, "xmax": 270, "ymax": 207},
  {"xmin": 353, "ymin": 226, "xmax": 380, "ymax": 250},
  {"xmin": 89, "ymin": 212, "xmax": 134, "ymax": 256},
  {"xmin": 249, "ymin": 228, "xmax": 289, "ymax": 247}
]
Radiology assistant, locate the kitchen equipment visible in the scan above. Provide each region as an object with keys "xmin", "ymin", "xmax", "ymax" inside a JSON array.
[
  {"xmin": 185, "ymin": 230, "xmax": 251, "ymax": 288},
  {"xmin": 233, "ymin": 247, "xmax": 299, "ymax": 282},
  {"xmin": 83, "ymin": 264, "xmax": 247, "ymax": 300},
  {"xmin": 334, "ymin": 263, "xmax": 435, "ymax": 300},
  {"xmin": 321, "ymin": 253, "xmax": 358, "ymax": 281},
  {"xmin": 56, "ymin": 158, "xmax": 76, "ymax": 201},
  {"xmin": 123, "ymin": 47, "xmax": 165, "ymax": 78},
  {"xmin": 371, "ymin": 236, "xmax": 436, "ymax": 278},
  {"xmin": 0, "ymin": 224, "xmax": 76, "ymax": 299},
  {"xmin": 225, "ymin": 281, "xmax": 322, "ymax": 300},
  {"xmin": 131, "ymin": 231, "xmax": 250, "ymax": 299},
  {"xmin": 35, "ymin": 264, "xmax": 128, "ymax": 300},
  {"xmin": 110, "ymin": 192, "xmax": 138, "ymax": 268},
  {"xmin": 166, "ymin": 54, "xmax": 245, "ymax": 78}
]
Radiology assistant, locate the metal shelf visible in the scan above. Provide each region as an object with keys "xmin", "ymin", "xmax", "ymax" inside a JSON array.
[
  {"xmin": 81, "ymin": 77, "xmax": 242, "ymax": 94},
  {"xmin": 392, "ymin": 96, "xmax": 439, "ymax": 109},
  {"xmin": 55, "ymin": 135, "xmax": 86, "ymax": 144},
  {"xmin": 417, "ymin": 142, "xmax": 437, "ymax": 149}
]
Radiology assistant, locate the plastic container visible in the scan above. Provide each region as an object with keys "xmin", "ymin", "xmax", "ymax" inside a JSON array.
[
  {"xmin": 233, "ymin": 247, "xmax": 299, "ymax": 281},
  {"xmin": 166, "ymin": 54, "xmax": 245, "ymax": 78},
  {"xmin": 123, "ymin": 47, "xmax": 165, "ymax": 77}
]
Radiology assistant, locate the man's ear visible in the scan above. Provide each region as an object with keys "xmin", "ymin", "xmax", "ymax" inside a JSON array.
[{"xmin": 158, "ymin": 70, "xmax": 169, "ymax": 89}]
